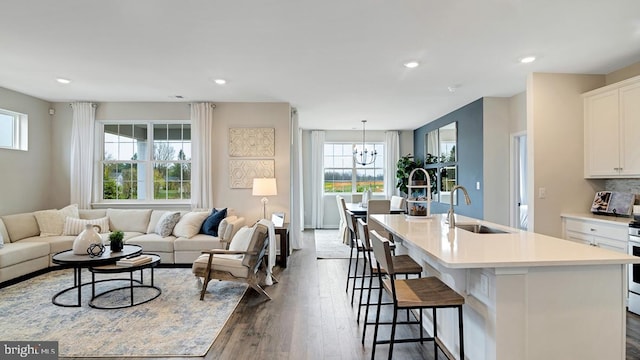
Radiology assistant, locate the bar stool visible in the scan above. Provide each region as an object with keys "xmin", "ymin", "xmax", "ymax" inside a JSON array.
[
  {"xmin": 344, "ymin": 209, "xmax": 365, "ymax": 304},
  {"xmin": 357, "ymin": 222, "xmax": 422, "ymax": 344},
  {"xmin": 369, "ymin": 230, "xmax": 465, "ymax": 360}
]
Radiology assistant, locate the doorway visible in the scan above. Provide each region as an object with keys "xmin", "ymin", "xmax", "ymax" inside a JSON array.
[{"xmin": 511, "ymin": 133, "xmax": 528, "ymax": 230}]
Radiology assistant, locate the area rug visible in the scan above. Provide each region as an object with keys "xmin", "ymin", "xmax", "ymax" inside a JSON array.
[
  {"xmin": 0, "ymin": 267, "xmax": 247, "ymax": 357},
  {"xmin": 315, "ymin": 229, "xmax": 351, "ymax": 259}
]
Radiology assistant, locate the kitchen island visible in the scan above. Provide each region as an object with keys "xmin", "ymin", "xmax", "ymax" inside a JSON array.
[{"xmin": 370, "ymin": 213, "xmax": 640, "ymax": 360}]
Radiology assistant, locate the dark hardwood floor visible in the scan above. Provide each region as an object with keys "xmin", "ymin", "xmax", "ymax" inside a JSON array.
[{"xmin": 75, "ymin": 229, "xmax": 640, "ymax": 360}]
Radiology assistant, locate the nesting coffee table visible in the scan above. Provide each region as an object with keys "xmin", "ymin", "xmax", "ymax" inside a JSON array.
[
  {"xmin": 88, "ymin": 253, "xmax": 161, "ymax": 309},
  {"xmin": 51, "ymin": 245, "xmax": 151, "ymax": 308}
]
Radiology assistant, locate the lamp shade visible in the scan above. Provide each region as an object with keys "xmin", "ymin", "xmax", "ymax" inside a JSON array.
[{"xmin": 252, "ymin": 178, "xmax": 277, "ymax": 196}]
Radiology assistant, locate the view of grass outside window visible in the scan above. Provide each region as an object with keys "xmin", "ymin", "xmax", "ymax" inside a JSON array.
[
  {"xmin": 101, "ymin": 122, "xmax": 191, "ymax": 201},
  {"xmin": 0, "ymin": 109, "xmax": 27, "ymax": 151},
  {"xmin": 324, "ymin": 143, "xmax": 384, "ymax": 193}
]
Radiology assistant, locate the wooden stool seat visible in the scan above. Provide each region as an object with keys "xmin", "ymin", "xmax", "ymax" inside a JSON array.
[{"xmin": 382, "ymin": 276, "xmax": 465, "ymax": 308}]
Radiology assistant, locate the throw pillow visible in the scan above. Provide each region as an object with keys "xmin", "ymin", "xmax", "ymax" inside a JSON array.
[
  {"xmin": 200, "ymin": 208, "xmax": 227, "ymax": 237},
  {"xmin": 34, "ymin": 204, "xmax": 79, "ymax": 236},
  {"xmin": 155, "ymin": 211, "xmax": 181, "ymax": 237},
  {"xmin": 63, "ymin": 216, "xmax": 110, "ymax": 236},
  {"xmin": 227, "ymin": 225, "xmax": 256, "ymax": 259},
  {"xmin": 0, "ymin": 233, "xmax": 3, "ymax": 249},
  {"xmin": 173, "ymin": 211, "xmax": 209, "ymax": 238}
]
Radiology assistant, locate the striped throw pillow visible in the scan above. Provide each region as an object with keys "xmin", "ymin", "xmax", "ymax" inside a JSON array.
[{"xmin": 63, "ymin": 216, "xmax": 110, "ymax": 236}]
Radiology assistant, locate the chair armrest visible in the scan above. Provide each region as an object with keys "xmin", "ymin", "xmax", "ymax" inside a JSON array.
[
  {"xmin": 220, "ymin": 216, "xmax": 246, "ymax": 246},
  {"xmin": 201, "ymin": 249, "xmax": 258, "ymax": 256}
]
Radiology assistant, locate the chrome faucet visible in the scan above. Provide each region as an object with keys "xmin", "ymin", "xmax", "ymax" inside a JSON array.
[{"xmin": 448, "ymin": 185, "xmax": 471, "ymax": 228}]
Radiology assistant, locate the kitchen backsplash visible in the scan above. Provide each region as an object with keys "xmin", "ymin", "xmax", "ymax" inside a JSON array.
[{"xmin": 605, "ymin": 179, "xmax": 640, "ymax": 204}]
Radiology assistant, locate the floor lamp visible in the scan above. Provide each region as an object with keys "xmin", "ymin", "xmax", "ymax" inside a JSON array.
[{"xmin": 252, "ymin": 178, "xmax": 278, "ymax": 219}]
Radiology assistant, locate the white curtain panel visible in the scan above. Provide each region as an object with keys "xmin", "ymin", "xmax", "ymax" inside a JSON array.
[
  {"xmin": 310, "ymin": 130, "xmax": 325, "ymax": 228},
  {"xmin": 190, "ymin": 103, "xmax": 215, "ymax": 209},
  {"xmin": 289, "ymin": 109, "xmax": 303, "ymax": 249},
  {"xmin": 384, "ymin": 130, "xmax": 400, "ymax": 198},
  {"xmin": 70, "ymin": 102, "xmax": 96, "ymax": 209}
]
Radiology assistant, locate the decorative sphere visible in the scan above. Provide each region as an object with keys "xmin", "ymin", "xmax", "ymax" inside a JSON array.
[{"xmin": 87, "ymin": 243, "xmax": 105, "ymax": 257}]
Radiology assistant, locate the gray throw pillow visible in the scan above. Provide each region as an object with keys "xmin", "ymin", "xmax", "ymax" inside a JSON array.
[{"xmin": 155, "ymin": 212, "xmax": 181, "ymax": 237}]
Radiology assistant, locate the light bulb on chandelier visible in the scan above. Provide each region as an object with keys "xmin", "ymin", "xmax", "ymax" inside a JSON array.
[{"xmin": 353, "ymin": 120, "xmax": 377, "ymax": 166}]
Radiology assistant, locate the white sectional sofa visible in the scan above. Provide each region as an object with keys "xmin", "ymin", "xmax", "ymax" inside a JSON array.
[{"xmin": 0, "ymin": 207, "xmax": 245, "ymax": 284}]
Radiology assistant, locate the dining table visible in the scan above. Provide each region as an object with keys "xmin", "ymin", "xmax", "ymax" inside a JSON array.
[{"xmin": 344, "ymin": 202, "xmax": 405, "ymax": 217}]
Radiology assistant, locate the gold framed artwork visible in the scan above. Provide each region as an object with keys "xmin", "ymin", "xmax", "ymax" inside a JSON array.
[
  {"xmin": 229, "ymin": 128, "xmax": 275, "ymax": 157},
  {"xmin": 229, "ymin": 160, "xmax": 275, "ymax": 188}
]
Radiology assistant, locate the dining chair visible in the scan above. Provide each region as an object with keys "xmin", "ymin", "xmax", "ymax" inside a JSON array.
[
  {"xmin": 369, "ymin": 230, "xmax": 465, "ymax": 360},
  {"xmin": 390, "ymin": 195, "xmax": 405, "ymax": 210},
  {"xmin": 336, "ymin": 195, "xmax": 349, "ymax": 245},
  {"xmin": 352, "ymin": 193, "xmax": 363, "ymax": 204}
]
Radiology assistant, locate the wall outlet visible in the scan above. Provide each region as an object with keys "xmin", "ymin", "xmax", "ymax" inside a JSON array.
[
  {"xmin": 476, "ymin": 181, "xmax": 480, "ymax": 190},
  {"xmin": 538, "ymin": 187, "xmax": 547, "ymax": 199}
]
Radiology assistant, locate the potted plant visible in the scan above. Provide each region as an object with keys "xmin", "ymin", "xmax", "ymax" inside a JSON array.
[
  {"xmin": 109, "ymin": 230, "xmax": 124, "ymax": 252},
  {"xmin": 396, "ymin": 154, "xmax": 423, "ymax": 195}
]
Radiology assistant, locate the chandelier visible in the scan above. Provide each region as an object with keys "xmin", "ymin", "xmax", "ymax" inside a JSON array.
[{"xmin": 353, "ymin": 120, "xmax": 377, "ymax": 166}]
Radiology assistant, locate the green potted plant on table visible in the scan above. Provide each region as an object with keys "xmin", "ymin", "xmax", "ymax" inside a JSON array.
[{"xmin": 109, "ymin": 230, "xmax": 124, "ymax": 252}]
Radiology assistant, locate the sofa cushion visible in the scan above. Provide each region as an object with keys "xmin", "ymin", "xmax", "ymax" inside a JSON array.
[
  {"xmin": 155, "ymin": 212, "xmax": 181, "ymax": 237},
  {"xmin": 62, "ymin": 216, "xmax": 110, "ymax": 236},
  {"xmin": 1, "ymin": 213, "xmax": 40, "ymax": 242},
  {"xmin": 173, "ymin": 234, "xmax": 225, "ymax": 251},
  {"xmin": 0, "ymin": 241, "xmax": 50, "ymax": 268},
  {"xmin": 0, "ymin": 220, "xmax": 8, "ymax": 246},
  {"xmin": 173, "ymin": 211, "xmax": 209, "ymax": 238},
  {"xmin": 107, "ymin": 209, "xmax": 152, "ymax": 233},
  {"xmin": 200, "ymin": 208, "xmax": 227, "ymax": 236},
  {"xmin": 125, "ymin": 233, "xmax": 175, "ymax": 252},
  {"xmin": 19, "ymin": 235, "xmax": 76, "ymax": 254},
  {"xmin": 79, "ymin": 209, "xmax": 107, "ymax": 219},
  {"xmin": 34, "ymin": 204, "xmax": 79, "ymax": 236}
]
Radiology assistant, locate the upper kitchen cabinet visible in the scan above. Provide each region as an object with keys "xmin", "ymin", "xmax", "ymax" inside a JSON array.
[{"xmin": 584, "ymin": 75, "xmax": 640, "ymax": 178}]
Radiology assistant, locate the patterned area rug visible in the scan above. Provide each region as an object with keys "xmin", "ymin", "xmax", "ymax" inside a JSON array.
[
  {"xmin": 0, "ymin": 267, "xmax": 247, "ymax": 357},
  {"xmin": 315, "ymin": 229, "xmax": 351, "ymax": 259}
]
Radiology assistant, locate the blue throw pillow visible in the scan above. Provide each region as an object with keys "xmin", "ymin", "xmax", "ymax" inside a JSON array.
[{"xmin": 200, "ymin": 208, "xmax": 227, "ymax": 236}]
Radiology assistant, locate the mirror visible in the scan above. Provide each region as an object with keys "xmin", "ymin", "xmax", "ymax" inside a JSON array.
[{"xmin": 425, "ymin": 122, "xmax": 457, "ymax": 204}]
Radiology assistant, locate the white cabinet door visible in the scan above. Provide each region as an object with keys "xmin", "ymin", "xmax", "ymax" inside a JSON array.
[
  {"xmin": 620, "ymin": 82, "xmax": 640, "ymax": 176},
  {"xmin": 584, "ymin": 89, "xmax": 620, "ymax": 177}
]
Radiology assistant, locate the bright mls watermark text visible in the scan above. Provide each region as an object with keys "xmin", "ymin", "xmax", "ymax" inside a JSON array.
[{"xmin": 1, "ymin": 341, "xmax": 58, "ymax": 360}]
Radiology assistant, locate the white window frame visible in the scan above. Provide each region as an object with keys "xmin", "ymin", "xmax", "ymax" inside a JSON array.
[
  {"xmin": 95, "ymin": 120, "xmax": 191, "ymax": 204},
  {"xmin": 323, "ymin": 142, "xmax": 385, "ymax": 194},
  {"xmin": 0, "ymin": 108, "xmax": 28, "ymax": 151}
]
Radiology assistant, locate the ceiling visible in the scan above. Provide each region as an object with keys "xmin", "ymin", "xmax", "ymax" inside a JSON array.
[{"xmin": 1, "ymin": 1, "xmax": 639, "ymax": 130}]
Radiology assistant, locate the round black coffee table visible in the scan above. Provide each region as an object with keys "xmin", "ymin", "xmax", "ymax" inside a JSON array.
[
  {"xmin": 51, "ymin": 244, "xmax": 142, "ymax": 307},
  {"xmin": 88, "ymin": 254, "xmax": 161, "ymax": 309}
]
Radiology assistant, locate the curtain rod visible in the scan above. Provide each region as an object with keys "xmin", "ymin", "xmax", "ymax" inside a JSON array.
[{"xmin": 68, "ymin": 102, "xmax": 97, "ymax": 108}]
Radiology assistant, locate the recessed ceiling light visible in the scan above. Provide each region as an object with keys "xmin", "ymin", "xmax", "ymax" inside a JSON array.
[
  {"xmin": 520, "ymin": 56, "xmax": 536, "ymax": 64},
  {"xmin": 447, "ymin": 84, "xmax": 461, "ymax": 93},
  {"xmin": 56, "ymin": 78, "xmax": 71, "ymax": 84},
  {"xmin": 404, "ymin": 61, "xmax": 420, "ymax": 69},
  {"xmin": 214, "ymin": 79, "xmax": 227, "ymax": 85}
]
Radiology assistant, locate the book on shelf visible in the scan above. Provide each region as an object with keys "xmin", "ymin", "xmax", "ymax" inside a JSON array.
[{"xmin": 116, "ymin": 255, "xmax": 152, "ymax": 267}]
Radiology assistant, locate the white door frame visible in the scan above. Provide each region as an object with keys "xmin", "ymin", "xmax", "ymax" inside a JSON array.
[{"xmin": 510, "ymin": 131, "xmax": 527, "ymax": 229}]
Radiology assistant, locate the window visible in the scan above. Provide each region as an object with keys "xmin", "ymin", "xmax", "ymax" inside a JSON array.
[
  {"xmin": 323, "ymin": 142, "xmax": 384, "ymax": 193},
  {"xmin": 0, "ymin": 108, "xmax": 28, "ymax": 151},
  {"xmin": 100, "ymin": 122, "xmax": 191, "ymax": 202}
]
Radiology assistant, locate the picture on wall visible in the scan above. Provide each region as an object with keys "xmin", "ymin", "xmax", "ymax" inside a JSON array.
[
  {"xmin": 229, "ymin": 128, "xmax": 275, "ymax": 157},
  {"xmin": 229, "ymin": 159, "xmax": 275, "ymax": 188}
]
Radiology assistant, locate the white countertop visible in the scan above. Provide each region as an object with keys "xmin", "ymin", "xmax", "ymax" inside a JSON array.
[
  {"xmin": 561, "ymin": 212, "xmax": 633, "ymax": 226},
  {"xmin": 370, "ymin": 213, "xmax": 640, "ymax": 269}
]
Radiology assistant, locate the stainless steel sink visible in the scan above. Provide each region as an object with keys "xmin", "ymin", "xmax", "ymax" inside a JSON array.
[{"xmin": 455, "ymin": 224, "xmax": 510, "ymax": 234}]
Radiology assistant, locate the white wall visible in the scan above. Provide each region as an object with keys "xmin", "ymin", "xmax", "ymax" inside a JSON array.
[
  {"xmin": 509, "ymin": 92, "xmax": 527, "ymax": 133},
  {"xmin": 483, "ymin": 97, "xmax": 510, "ymax": 225},
  {"xmin": 0, "ymin": 87, "xmax": 52, "ymax": 215},
  {"xmin": 50, "ymin": 101, "xmax": 291, "ymax": 225},
  {"xmin": 526, "ymin": 73, "xmax": 606, "ymax": 237}
]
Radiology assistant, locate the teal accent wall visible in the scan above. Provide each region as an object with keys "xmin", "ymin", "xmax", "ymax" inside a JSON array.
[{"xmin": 413, "ymin": 98, "xmax": 484, "ymax": 218}]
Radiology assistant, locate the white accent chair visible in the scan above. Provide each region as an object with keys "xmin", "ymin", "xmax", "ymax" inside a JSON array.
[{"xmin": 390, "ymin": 195, "xmax": 405, "ymax": 210}]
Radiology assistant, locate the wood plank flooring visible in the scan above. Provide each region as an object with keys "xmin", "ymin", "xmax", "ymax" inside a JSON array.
[{"xmin": 73, "ymin": 229, "xmax": 640, "ymax": 360}]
